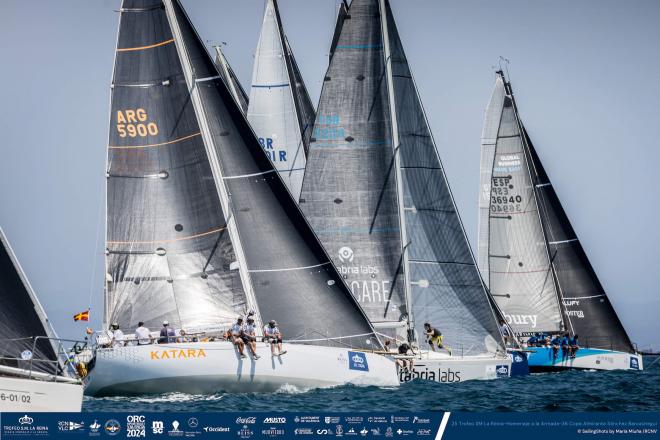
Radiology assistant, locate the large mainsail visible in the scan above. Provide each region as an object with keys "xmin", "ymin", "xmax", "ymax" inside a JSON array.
[
  {"xmin": 107, "ymin": 0, "xmax": 378, "ymax": 349},
  {"xmin": 214, "ymin": 46, "xmax": 249, "ymax": 115},
  {"xmin": 479, "ymin": 71, "xmax": 635, "ymax": 353},
  {"xmin": 478, "ymin": 74, "xmax": 563, "ymax": 335},
  {"xmin": 0, "ymin": 228, "xmax": 60, "ymax": 374},
  {"xmin": 246, "ymin": 0, "xmax": 315, "ymax": 200},
  {"xmin": 301, "ymin": 0, "xmax": 504, "ymax": 355}
]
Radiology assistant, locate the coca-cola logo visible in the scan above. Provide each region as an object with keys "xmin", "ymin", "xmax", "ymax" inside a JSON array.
[{"xmin": 236, "ymin": 417, "xmax": 256, "ymax": 424}]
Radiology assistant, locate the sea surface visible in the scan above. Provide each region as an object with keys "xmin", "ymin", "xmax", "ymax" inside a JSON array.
[{"xmin": 84, "ymin": 356, "xmax": 660, "ymax": 412}]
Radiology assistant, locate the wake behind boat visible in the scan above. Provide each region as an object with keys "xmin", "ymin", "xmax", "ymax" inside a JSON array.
[
  {"xmin": 85, "ymin": 0, "xmax": 398, "ymax": 396},
  {"xmin": 0, "ymin": 227, "xmax": 83, "ymax": 411},
  {"xmin": 477, "ymin": 70, "xmax": 642, "ymax": 372}
]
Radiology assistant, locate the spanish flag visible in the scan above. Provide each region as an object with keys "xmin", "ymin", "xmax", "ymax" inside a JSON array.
[{"xmin": 73, "ymin": 310, "xmax": 89, "ymax": 322}]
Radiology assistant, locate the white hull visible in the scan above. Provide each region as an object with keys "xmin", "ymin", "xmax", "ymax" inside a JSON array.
[
  {"xmin": 398, "ymin": 352, "xmax": 512, "ymax": 383},
  {"xmin": 85, "ymin": 341, "xmax": 399, "ymax": 396},
  {"xmin": 0, "ymin": 375, "xmax": 83, "ymax": 412}
]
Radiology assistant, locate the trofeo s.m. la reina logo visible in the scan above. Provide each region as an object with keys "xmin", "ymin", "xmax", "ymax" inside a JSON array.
[{"xmin": 348, "ymin": 351, "xmax": 369, "ymax": 372}]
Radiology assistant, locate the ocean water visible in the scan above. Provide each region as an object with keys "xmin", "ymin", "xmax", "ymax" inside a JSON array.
[{"xmin": 84, "ymin": 356, "xmax": 660, "ymax": 412}]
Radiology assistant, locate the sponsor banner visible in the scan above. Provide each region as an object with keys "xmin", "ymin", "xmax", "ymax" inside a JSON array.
[{"xmin": 1, "ymin": 413, "xmax": 657, "ymax": 440}]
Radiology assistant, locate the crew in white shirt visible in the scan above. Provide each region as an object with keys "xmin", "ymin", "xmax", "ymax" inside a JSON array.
[{"xmin": 134, "ymin": 322, "xmax": 152, "ymax": 345}]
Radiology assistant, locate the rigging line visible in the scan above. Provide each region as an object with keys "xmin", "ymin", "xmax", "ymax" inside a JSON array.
[
  {"xmin": 548, "ymin": 238, "xmax": 578, "ymax": 245},
  {"xmin": 221, "ymin": 169, "xmax": 276, "ymax": 180},
  {"xmin": 87, "ymin": 173, "xmax": 105, "ymax": 315},
  {"xmin": 565, "ymin": 294, "xmax": 606, "ymax": 300},
  {"xmin": 195, "ymin": 75, "xmax": 222, "ymax": 83},
  {"xmin": 108, "ymin": 132, "xmax": 201, "ymax": 149},
  {"xmin": 116, "ymin": 38, "xmax": 174, "ymax": 52},
  {"xmin": 247, "ymin": 261, "xmax": 331, "ymax": 273},
  {"xmin": 107, "ymin": 227, "xmax": 226, "ymax": 245}
]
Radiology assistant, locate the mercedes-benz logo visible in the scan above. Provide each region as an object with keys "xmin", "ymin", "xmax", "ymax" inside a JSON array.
[{"xmin": 188, "ymin": 418, "xmax": 198, "ymax": 428}]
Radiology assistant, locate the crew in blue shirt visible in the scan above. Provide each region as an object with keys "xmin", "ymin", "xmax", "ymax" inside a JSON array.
[
  {"xmin": 550, "ymin": 335, "xmax": 561, "ymax": 358},
  {"xmin": 527, "ymin": 334, "xmax": 537, "ymax": 347},
  {"xmin": 560, "ymin": 334, "xmax": 570, "ymax": 358},
  {"xmin": 569, "ymin": 334, "xmax": 580, "ymax": 358}
]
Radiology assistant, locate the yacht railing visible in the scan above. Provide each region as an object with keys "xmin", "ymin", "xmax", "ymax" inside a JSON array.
[{"xmin": 0, "ymin": 336, "xmax": 85, "ymax": 383}]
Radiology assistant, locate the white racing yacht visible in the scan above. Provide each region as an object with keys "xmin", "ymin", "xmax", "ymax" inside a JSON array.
[
  {"xmin": 84, "ymin": 0, "xmax": 398, "ymax": 396},
  {"xmin": 0, "ymin": 227, "xmax": 83, "ymax": 411}
]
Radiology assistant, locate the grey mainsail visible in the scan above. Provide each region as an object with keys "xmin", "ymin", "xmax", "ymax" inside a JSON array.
[
  {"xmin": 106, "ymin": 0, "xmax": 247, "ymax": 333},
  {"xmin": 0, "ymin": 227, "xmax": 60, "ymax": 374},
  {"xmin": 214, "ymin": 46, "xmax": 249, "ymax": 115},
  {"xmin": 478, "ymin": 75, "xmax": 563, "ymax": 335},
  {"xmin": 479, "ymin": 71, "xmax": 635, "ymax": 353},
  {"xmin": 301, "ymin": 0, "xmax": 505, "ymax": 355},
  {"xmin": 105, "ymin": 0, "xmax": 378, "ymax": 349},
  {"xmin": 246, "ymin": 0, "xmax": 314, "ymax": 200}
]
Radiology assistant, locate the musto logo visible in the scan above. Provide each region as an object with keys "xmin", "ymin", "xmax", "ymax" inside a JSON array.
[
  {"xmin": 348, "ymin": 351, "xmax": 369, "ymax": 372},
  {"xmin": 150, "ymin": 348, "xmax": 206, "ymax": 360},
  {"xmin": 399, "ymin": 365, "xmax": 461, "ymax": 383},
  {"xmin": 338, "ymin": 246, "xmax": 354, "ymax": 263}
]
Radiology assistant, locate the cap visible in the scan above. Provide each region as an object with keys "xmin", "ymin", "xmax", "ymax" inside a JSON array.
[{"xmin": 163, "ymin": 320, "xmax": 169, "ymax": 326}]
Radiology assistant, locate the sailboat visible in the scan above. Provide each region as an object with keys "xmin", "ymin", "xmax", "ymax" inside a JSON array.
[
  {"xmin": 0, "ymin": 227, "xmax": 83, "ymax": 411},
  {"xmin": 478, "ymin": 70, "xmax": 643, "ymax": 371},
  {"xmin": 214, "ymin": 45, "xmax": 249, "ymax": 115},
  {"xmin": 246, "ymin": 0, "xmax": 316, "ymax": 200},
  {"xmin": 299, "ymin": 0, "xmax": 513, "ymax": 383},
  {"xmin": 84, "ymin": 0, "xmax": 398, "ymax": 396}
]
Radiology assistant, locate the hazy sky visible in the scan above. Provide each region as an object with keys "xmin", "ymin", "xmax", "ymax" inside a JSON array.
[{"xmin": 1, "ymin": 0, "xmax": 658, "ymax": 349}]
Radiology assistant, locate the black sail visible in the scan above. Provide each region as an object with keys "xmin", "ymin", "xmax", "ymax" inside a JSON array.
[
  {"xmin": 299, "ymin": 0, "xmax": 407, "ymax": 335},
  {"xmin": 164, "ymin": 0, "xmax": 377, "ymax": 348},
  {"xmin": 524, "ymin": 129, "xmax": 635, "ymax": 353},
  {"xmin": 106, "ymin": 0, "xmax": 246, "ymax": 332},
  {"xmin": 0, "ymin": 228, "xmax": 59, "ymax": 374},
  {"xmin": 384, "ymin": 2, "xmax": 503, "ymax": 352},
  {"xmin": 284, "ymin": 36, "xmax": 316, "ymax": 158}
]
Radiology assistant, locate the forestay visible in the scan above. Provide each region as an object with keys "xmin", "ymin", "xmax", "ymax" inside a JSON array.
[
  {"xmin": 0, "ymin": 228, "xmax": 60, "ymax": 374},
  {"xmin": 478, "ymin": 75, "xmax": 563, "ymax": 335},
  {"xmin": 247, "ymin": 0, "xmax": 314, "ymax": 200},
  {"xmin": 163, "ymin": 0, "xmax": 378, "ymax": 349}
]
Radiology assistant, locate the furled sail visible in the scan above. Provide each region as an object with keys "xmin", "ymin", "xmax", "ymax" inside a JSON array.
[
  {"xmin": 214, "ymin": 46, "xmax": 249, "ymax": 115},
  {"xmin": 247, "ymin": 0, "xmax": 314, "ymax": 200},
  {"xmin": 106, "ymin": 0, "xmax": 378, "ymax": 349},
  {"xmin": 301, "ymin": 0, "xmax": 505, "ymax": 355},
  {"xmin": 525, "ymin": 129, "xmax": 634, "ymax": 353},
  {"xmin": 106, "ymin": 0, "xmax": 247, "ymax": 333},
  {"xmin": 478, "ymin": 74, "xmax": 563, "ymax": 335},
  {"xmin": 479, "ymin": 71, "xmax": 635, "ymax": 353},
  {"xmin": 0, "ymin": 228, "xmax": 60, "ymax": 374}
]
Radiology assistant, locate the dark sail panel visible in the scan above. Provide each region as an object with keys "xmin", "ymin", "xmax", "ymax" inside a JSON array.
[
  {"xmin": 214, "ymin": 46, "xmax": 249, "ymax": 115},
  {"xmin": 285, "ymin": 36, "xmax": 316, "ymax": 158},
  {"xmin": 384, "ymin": 2, "xmax": 503, "ymax": 354},
  {"xmin": 0, "ymin": 228, "xmax": 59, "ymax": 374},
  {"xmin": 167, "ymin": 0, "xmax": 378, "ymax": 349},
  {"xmin": 299, "ymin": 0, "xmax": 407, "ymax": 334},
  {"xmin": 106, "ymin": 0, "xmax": 246, "ymax": 332},
  {"xmin": 525, "ymin": 130, "xmax": 635, "ymax": 353}
]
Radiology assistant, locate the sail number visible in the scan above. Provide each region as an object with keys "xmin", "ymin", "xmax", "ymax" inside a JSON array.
[
  {"xmin": 116, "ymin": 108, "xmax": 159, "ymax": 138},
  {"xmin": 491, "ymin": 177, "xmax": 522, "ymax": 213}
]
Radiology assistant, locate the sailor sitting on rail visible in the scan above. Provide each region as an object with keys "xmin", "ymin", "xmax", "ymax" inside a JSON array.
[
  {"xmin": 424, "ymin": 323, "xmax": 452, "ymax": 356},
  {"xmin": 395, "ymin": 341, "xmax": 414, "ymax": 372},
  {"xmin": 158, "ymin": 320, "xmax": 176, "ymax": 344},
  {"xmin": 560, "ymin": 333, "xmax": 571, "ymax": 358},
  {"xmin": 243, "ymin": 316, "xmax": 260, "ymax": 360},
  {"xmin": 527, "ymin": 334, "xmax": 538, "ymax": 347},
  {"xmin": 569, "ymin": 334, "xmax": 580, "ymax": 358},
  {"xmin": 263, "ymin": 320, "xmax": 286, "ymax": 357},
  {"xmin": 550, "ymin": 335, "xmax": 562, "ymax": 358},
  {"xmin": 104, "ymin": 322, "xmax": 125, "ymax": 348},
  {"xmin": 230, "ymin": 317, "xmax": 247, "ymax": 359}
]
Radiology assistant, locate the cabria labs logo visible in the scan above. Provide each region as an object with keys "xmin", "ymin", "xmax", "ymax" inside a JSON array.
[
  {"xmin": 399, "ymin": 365, "xmax": 461, "ymax": 383},
  {"xmin": 338, "ymin": 246, "xmax": 354, "ymax": 263}
]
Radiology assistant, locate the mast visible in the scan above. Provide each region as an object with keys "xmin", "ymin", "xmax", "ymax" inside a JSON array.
[
  {"xmin": 163, "ymin": 0, "xmax": 263, "ymax": 333},
  {"xmin": 379, "ymin": 0, "xmax": 413, "ymax": 340},
  {"xmin": 214, "ymin": 46, "xmax": 249, "ymax": 115},
  {"xmin": 500, "ymin": 71, "xmax": 573, "ymax": 335}
]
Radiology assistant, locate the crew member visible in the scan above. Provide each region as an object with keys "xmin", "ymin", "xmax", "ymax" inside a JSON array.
[
  {"xmin": 243, "ymin": 316, "xmax": 260, "ymax": 360},
  {"xmin": 231, "ymin": 317, "xmax": 247, "ymax": 359},
  {"xmin": 159, "ymin": 320, "xmax": 176, "ymax": 344},
  {"xmin": 499, "ymin": 320, "xmax": 512, "ymax": 347},
  {"xmin": 396, "ymin": 341, "xmax": 414, "ymax": 372},
  {"xmin": 424, "ymin": 323, "xmax": 451, "ymax": 355},
  {"xmin": 264, "ymin": 320, "xmax": 286, "ymax": 357},
  {"xmin": 106, "ymin": 322, "xmax": 124, "ymax": 348},
  {"xmin": 135, "ymin": 321, "xmax": 152, "ymax": 345},
  {"xmin": 527, "ymin": 334, "xmax": 538, "ymax": 348},
  {"xmin": 550, "ymin": 334, "xmax": 561, "ymax": 358},
  {"xmin": 569, "ymin": 334, "xmax": 580, "ymax": 358},
  {"xmin": 560, "ymin": 333, "xmax": 570, "ymax": 358}
]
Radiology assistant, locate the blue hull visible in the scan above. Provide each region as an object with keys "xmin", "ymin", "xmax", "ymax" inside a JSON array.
[
  {"xmin": 509, "ymin": 350, "xmax": 529, "ymax": 376},
  {"xmin": 526, "ymin": 346, "xmax": 643, "ymax": 372}
]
